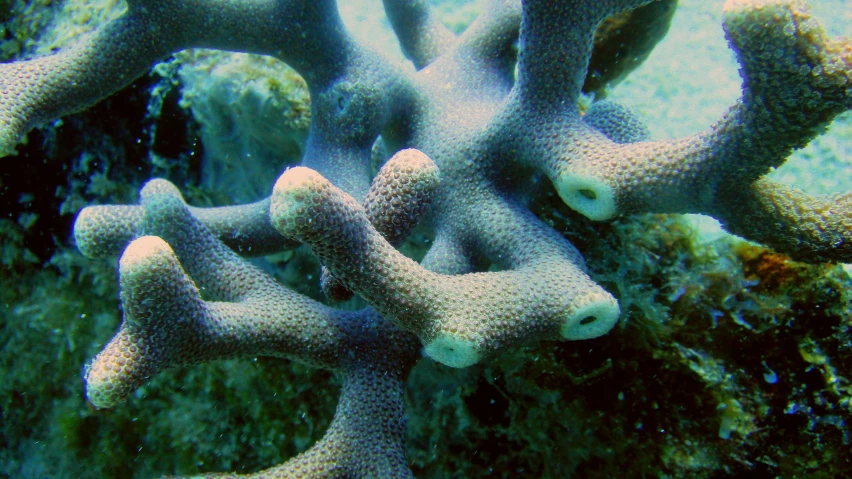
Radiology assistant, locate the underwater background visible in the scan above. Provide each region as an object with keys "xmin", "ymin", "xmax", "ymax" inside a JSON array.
[{"xmin": 0, "ymin": 0, "xmax": 850, "ymax": 477}]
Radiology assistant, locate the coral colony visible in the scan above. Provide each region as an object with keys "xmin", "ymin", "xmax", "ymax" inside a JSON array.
[{"xmin": 1, "ymin": 0, "xmax": 850, "ymax": 477}]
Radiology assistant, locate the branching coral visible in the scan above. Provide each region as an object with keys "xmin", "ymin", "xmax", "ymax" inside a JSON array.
[{"xmin": 2, "ymin": 0, "xmax": 850, "ymax": 476}]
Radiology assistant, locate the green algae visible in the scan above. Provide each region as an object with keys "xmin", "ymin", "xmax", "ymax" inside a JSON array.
[
  {"xmin": 407, "ymin": 198, "xmax": 852, "ymax": 477},
  {"xmin": 1, "ymin": 237, "xmax": 339, "ymax": 477}
]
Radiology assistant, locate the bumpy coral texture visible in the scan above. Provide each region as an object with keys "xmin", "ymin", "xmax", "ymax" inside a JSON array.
[{"xmin": 3, "ymin": 0, "xmax": 849, "ymax": 477}]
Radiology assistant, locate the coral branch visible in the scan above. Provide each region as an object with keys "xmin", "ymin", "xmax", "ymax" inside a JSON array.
[
  {"xmin": 321, "ymin": 148, "xmax": 440, "ymax": 301},
  {"xmin": 507, "ymin": 0, "xmax": 851, "ymax": 261},
  {"xmin": 84, "ymin": 186, "xmax": 355, "ymax": 407},
  {"xmin": 716, "ymin": 178, "xmax": 852, "ymax": 262},
  {"xmin": 75, "ymin": 180, "xmax": 297, "ymax": 259},
  {"xmin": 271, "ymin": 165, "xmax": 618, "ymax": 368},
  {"xmin": 514, "ymin": 0, "xmax": 653, "ymax": 111},
  {"xmin": 383, "ymin": 0, "xmax": 458, "ymax": 69}
]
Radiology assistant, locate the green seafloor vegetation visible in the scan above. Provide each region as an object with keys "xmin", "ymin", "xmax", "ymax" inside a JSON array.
[{"xmin": 1, "ymin": 0, "xmax": 851, "ymax": 477}]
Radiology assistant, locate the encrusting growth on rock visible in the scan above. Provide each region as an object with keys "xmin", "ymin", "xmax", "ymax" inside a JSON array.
[{"xmin": 1, "ymin": 0, "xmax": 847, "ymax": 476}]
